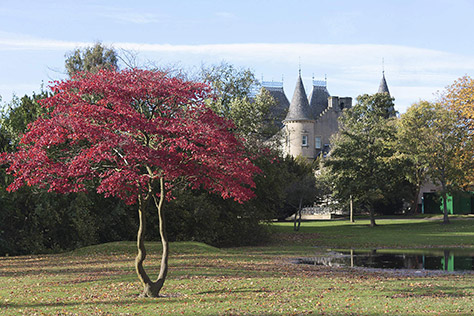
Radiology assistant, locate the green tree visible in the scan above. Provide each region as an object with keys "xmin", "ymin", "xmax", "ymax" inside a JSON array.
[
  {"xmin": 162, "ymin": 149, "xmax": 287, "ymax": 247},
  {"xmin": 324, "ymin": 93, "xmax": 400, "ymax": 226},
  {"xmin": 201, "ymin": 62, "xmax": 258, "ymax": 113},
  {"xmin": 0, "ymin": 91, "xmax": 50, "ymax": 151},
  {"xmin": 397, "ymin": 101, "xmax": 432, "ymax": 214},
  {"xmin": 0, "ymin": 91, "xmax": 137, "ymax": 256},
  {"xmin": 283, "ymin": 157, "xmax": 317, "ymax": 231},
  {"xmin": 227, "ymin": 88, "xmax": 280, "ymax": 140},
  {"xmin": 399, "ymin": 101, "xmax": 468, "ymax": 224},
  {"xmin": 201, "ymin": 62, "xmax": 279, "ymax": 142},
  {"xmin": 65, "ymin": 42, "xmax": 118, "ymax": 77}
]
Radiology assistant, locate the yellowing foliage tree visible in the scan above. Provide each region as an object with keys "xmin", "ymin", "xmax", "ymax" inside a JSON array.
[
  {"xmin": 443, "ymin": 76, "xmax": 474, "ymax": 188},
  {"xmin": 399, "ymin": 101, "xmax": 468, "ymax": 224}
]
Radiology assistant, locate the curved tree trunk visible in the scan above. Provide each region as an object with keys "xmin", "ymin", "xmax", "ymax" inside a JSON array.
[
  {"xmin": 135, "ymin": 177, "xmax": 168, "ymax": 298},
  {"xmin": 293, "ymin": 197, "xmax": 303, "ymax": 231}
]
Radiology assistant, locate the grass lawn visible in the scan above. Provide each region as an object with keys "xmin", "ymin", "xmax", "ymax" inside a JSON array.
[{"xmin": 1, "ymin": 217, "xmax": 473, "ymax": 315}]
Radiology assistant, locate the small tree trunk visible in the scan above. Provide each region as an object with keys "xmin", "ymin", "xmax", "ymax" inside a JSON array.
[
  {"xmin": 411, "ymin": 185, "xmax": 421, "ymax": 214},
  {"xmin": 368, "ymin": 205, "xmax": 377, "ymax": 227},
  {"xmin": 294, "ymin": 197, "xmax": 303, "ymax": 231},
  {"xmin": 297, "ymin": 197, "xmax": 303, "ymax": 231},
  {"xmin": 350, "ymin": 195, "xmax": 354, "ymax": 223},
  {"xmin": 442, "ymin": 189, "xmax": 450, "ymax": 225},
  {"xmin": 135, "ymin": 177, "xmax": 168, "ymax": 298}
]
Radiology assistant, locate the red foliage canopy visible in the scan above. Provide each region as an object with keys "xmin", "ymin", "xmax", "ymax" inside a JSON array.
[{"xmin": 1, "ymin": 69, "xmax": 259, "ymax": 204}]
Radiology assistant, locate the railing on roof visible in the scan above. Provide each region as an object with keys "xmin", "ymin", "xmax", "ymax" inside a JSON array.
[
  {"xmin": 262, "ymin": 81, "xmax": 284, "ymax": 89},
  {"xmin": 313, "ymin": 80, "xmax": 326, "ymax": 87}
]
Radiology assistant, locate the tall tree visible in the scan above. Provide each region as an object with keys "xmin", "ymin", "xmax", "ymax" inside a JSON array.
[
  {"xmin": 65, "ymin": 42, "xmax": 118, "ymax": 77},
  {"xmin": 397, "ymin": 101, "xmax": 433, "ymax": 214},
  {"xmin": 324, "ymin": 93, "xmax": 399, "ymax": 226},
  {"xmin": 442, "ymin": 76, "xmax": 474, "ymax": 188},
  {"xmin": 399, "ymin": 101, "xmax": 468, "ymax": 224},
  {"xmin": 0, "ymin": 68, "xmax": 259, "ymax": 297}
]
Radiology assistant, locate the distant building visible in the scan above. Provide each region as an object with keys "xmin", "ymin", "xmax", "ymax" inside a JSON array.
[
  {"xmin": 263, "ymin": 71, "xmax": 388, "ymax": 159},
  {"xmin": 263, "ymin": 71, "xmax": 391, "ymax": 160}
]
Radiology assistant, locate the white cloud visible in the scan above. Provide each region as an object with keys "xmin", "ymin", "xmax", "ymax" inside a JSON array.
[
  {"xmin": 113, "ymin": 42, "xmax": 474, "ymax": 73},
  {"xmin": 0, "ymin": 32, "xmax": 86, "ymax": 51},
  {"xmin": 2, "ymin": 36, "xmax": 470, "ymax": 74},
  {"xmin": 1, "ymin": 36, "xmax": 472, "ymax": 112}
]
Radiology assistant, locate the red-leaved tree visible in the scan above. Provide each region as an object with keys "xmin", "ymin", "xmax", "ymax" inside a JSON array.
[{"xmin": 0, "ymin": 68, "xmax": 260, "ymax": 297}]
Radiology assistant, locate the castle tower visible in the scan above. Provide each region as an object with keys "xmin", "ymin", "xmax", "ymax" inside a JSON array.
[
  {"xmin": 378, "ymin": 71, "xmax": 390, "ymax": 95},
  {"xmin": 283, "ymin": 73, "xmax": 315, "ymax": 159},
  {"xmin": 377, "ymin": 71, "xmax": 396, "ymax": 116}
]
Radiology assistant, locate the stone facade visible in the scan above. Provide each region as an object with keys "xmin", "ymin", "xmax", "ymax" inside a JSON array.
[
  {"xmin": 264, "ymin": 73, "xmax": 352, "ymax": 159},
  {"xmin": 313, "ymin": 96, "xmax": 352, "ymax": 157}
]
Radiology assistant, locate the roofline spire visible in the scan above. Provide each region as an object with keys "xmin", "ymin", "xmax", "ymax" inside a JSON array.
[
  {"xmin": 284, "ymin": 71, "xmax": 313, "ymax": 122},
  {"xmin": 298, "ymin": 57, "xmax": 301, "ymax": 77},
  {"xmin": 378, "ymin": 68, "xmax": 390, "ymax": 95}
]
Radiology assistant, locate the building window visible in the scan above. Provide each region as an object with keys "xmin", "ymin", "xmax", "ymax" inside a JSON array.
[
  {"xmin": 302, "ymin": 135, "xmax": 308, "ymax": 147},
  {"xmin": 315, "ymin": 136, "xmax": 321, "ymax": 149}
]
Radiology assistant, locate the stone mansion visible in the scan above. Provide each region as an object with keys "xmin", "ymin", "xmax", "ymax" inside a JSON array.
[{"xmin": 263, "ymin": 71, "xmax": 390, "ymax": 159}]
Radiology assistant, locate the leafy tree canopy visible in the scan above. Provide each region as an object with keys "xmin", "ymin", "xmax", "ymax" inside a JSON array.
[
  {"xmin": 399, "ymin": 100, "xmax": 469, "ymax": 223},
  {"xmin": 1, "ymin": 68, "xmax": 259, "ymax": 297},
  {"xmin": 65, "ymin": 42, "xmax": 118, "ymax": 77},
  {"xmin": 442, "ymin": 76, "xmax": 474, "ymax": 188},
  {"xmin": 200, "ymin": 62, "xmax": 279, "ymax": 141},
  {"xmin": 0, "ymin": 91, "xmax": 51, "ymax": 151},
  {"xmin": 324, "ymin": 93, "xmax": 401, "ymax": 226}
]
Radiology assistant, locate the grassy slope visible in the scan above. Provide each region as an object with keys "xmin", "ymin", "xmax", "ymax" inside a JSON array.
[{"xmin": 1, "ymin": 218, "xmax": 473, "ymax": 315}]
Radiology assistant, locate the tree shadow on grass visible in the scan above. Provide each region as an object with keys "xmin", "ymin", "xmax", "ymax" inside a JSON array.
[
  {"xmin": 1, "ymin": 297, "xmax": 180, "ymax": 310},
  {"xmin": 197, "ymin": 287, "xmax": 272, "ymax": 295},
  {"xmin": 386, "ymin": 284, "xmax": 473, "ymax": 299}
]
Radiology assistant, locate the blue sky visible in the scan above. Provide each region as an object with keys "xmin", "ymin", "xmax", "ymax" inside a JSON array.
[{"xmin": 2, "ymin": 0, "xmax": 474, "ymax": 112}]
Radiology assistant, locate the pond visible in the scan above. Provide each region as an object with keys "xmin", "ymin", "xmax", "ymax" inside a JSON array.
[{"xmin": 295, "ymin": 249, "xmax": 474, "ymax": 272}]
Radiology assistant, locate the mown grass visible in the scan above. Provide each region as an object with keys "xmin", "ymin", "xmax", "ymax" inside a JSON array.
[
  {"xmin": 1, "ymin": 218, "xmax": 473, "ymax": 315},
  {"xmin": 271, "ymin": 217, "xmax": 474, "ymax": 249}
]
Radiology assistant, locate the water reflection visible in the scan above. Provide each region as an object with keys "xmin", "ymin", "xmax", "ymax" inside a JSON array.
[{"xmin": 296, "ymin": 249, "xmax": 474, "ymax": 271}]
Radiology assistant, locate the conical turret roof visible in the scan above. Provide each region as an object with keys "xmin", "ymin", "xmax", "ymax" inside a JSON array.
[
  {"xmin": 284, "ymin": 74, "xmax": 313, "ymax": 121},
  {"xmin": 378, "ymin": 72, "xmax": 390, "ymax": 95}
]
